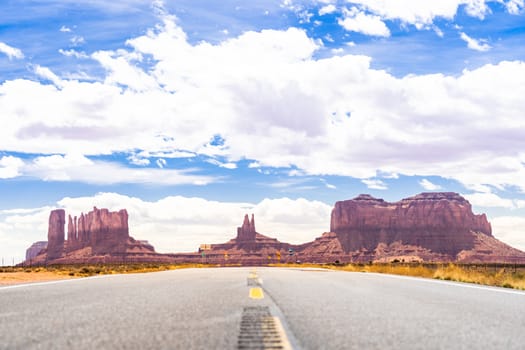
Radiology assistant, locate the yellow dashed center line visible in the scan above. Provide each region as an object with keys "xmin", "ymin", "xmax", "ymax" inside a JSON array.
[
  {"xmin": 249, "ymin": 287, "xmax": 264, "ymax": 299},
  {"xmin": 247, "ymin": 269, "xmax": 264, "ymax": 299},
  {"xmin": 243, "ymin": 271, "xmax": 293, "ymax": 348}
]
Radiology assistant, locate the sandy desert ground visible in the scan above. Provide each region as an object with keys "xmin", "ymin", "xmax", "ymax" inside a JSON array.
[{"xmin": 0, "ymin": 271, "xmax": 77, "ymax": 286}]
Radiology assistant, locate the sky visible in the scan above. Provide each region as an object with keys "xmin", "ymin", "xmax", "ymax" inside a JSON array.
[{"xmin": 1, "ymin": 0, "xmax": 525, "ymax": 264}]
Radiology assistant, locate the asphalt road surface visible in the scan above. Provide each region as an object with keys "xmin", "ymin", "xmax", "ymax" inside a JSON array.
[{"xmin": 1, "ymin": 267, "xmax": 524, "ymax": 349}]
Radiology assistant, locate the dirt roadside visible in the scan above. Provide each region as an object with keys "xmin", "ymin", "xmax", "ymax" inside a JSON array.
[{"xmin": 0, "ymin": 271, "xmax": 77, "ymax": 286}]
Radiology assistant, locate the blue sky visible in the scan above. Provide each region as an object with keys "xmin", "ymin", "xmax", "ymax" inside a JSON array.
[{"xmin": 1, "ymin": 0, "xmax": 525, "ymax": 263}]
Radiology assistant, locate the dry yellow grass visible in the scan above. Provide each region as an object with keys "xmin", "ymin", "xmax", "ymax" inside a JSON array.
[
  {"xmin": 272, "ymin": 262, "xmax": 525, "ymax": 290},
  {"xmin": 432, "ymin": 264, "xmax": 525, "ymax": 290}
]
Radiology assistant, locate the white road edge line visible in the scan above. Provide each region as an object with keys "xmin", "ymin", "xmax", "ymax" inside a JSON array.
[
  {"xmin": 0, "ymin": 274, "xmax": 115, "ymax": 291},
  {"xmin": 366, "ymin": 272, "xmax": 525, "ymax": 295}
]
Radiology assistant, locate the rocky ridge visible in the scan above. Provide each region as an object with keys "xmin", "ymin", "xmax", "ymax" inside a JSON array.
[{"xmin": 25, "ymin": 193, "xmax": 525, "ymax": 265}]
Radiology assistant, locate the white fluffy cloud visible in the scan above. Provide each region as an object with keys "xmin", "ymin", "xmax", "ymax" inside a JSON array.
[
  {"xmin": 464, "ymin": 192, "xmax": 525, "ymax": 209},
  {"xmin": 58, "ymin": 49, "xmax": 88, "ymax": 59},
  {"xmin": 338, "ymin": 7, "xmax": 390, "ymax": 36},
  {"xmin": 0, "ymin": 206, "xmax": 52, "ymax": 264},
  {"xmin": 0, "ymin": 13, "xmax": 524, "ymax": 192},
  {"xmin": 0, "ymin": 156, "xmax": 24, "ymax": 179},
  {"xmin": 0, "ymin": 154, "xmax": 214, "ymax": 185},
  {"xmin": 460, "ymin": 32, "xmax": 491, "ymax": 51},
  {"xmin": 500, "ymin": 0, "xmax": 525, "ymax": 14},
  {"xmin": 30, "ymin": 154, "xmax": 214, "ymax": 185},
  {"xmin": 464, "ymin": 0, "xmax": 492, "ymax": 18},
  {"xmin": 339, "ymin": 1, "xmax": 517, "ymax": 28},
  {"xmin": 34, "ymin": 65, "xmax": 63, "ymax": 86},
  {"xmin": 492, "ymin": 216, "xmax": 525, "ymax": 251},
  {"xmin": 0, "ymin": 41, "xmax": 24, "ymax": 59},
  {"xmin": 319, "ymin": 4, "xmax": 337, "ymax": 15},
  {"xmin": 92, "ymin": 50, "xmax": 158, "ymax": 91},
  {"xmin": 0, "ymin": 193, "xmax": 332, "ymax": 263},
  {"xmin": 419, "ymin": 179, "xmax": 442, "ymax": 191},
  {"xmin": 362, "ymin": 179, "xmax": 388, "ymax": 190}
]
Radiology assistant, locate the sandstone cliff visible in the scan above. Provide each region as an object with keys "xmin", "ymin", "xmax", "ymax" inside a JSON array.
[
  {"xmin": 67, "ymin": 207, "xmax": 130, "ymax": 255},
  {"xmin": 29, "ymin": 207, "xmax": 155, "ymax": 264},
  {"xmin": 47, "ymin": 209, "xmax": 65, "ymax": 260},
  {"xmin": 25, "ymin": 193, "xmax": 525, "ymax": 265},
  {"xmin": 307, "ymin": 192, "xmax": 524, "ymax": 263},
  {"xmin": 330, "ymin": 192, "xmax": 491, "ymax": 256},
  {"xmin": 25, "ymin": 241, "xmax": 48, "ymax": 262}
]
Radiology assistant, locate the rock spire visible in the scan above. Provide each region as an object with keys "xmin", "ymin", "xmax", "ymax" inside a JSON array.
[{"xmin": 237, "ymin": 214, "xmax": 256, "ymax": 242}]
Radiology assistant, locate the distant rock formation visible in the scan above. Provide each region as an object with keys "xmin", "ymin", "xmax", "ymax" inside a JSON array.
[
  {"xmin": 206, "ymin": 214, "xmax": 296, "ymax": 263},
  {"xmin": 330, "ymin": 192, "xmax": 491, "ymax": 255},
  {"xmin": 24, "ymin": 193, "xmax": 525, "ymax": 265},
  {"xmin": 66, "ymin": 207, "xmax": 130, "ymax": 255},
  {"xmin": 25, "ymin": 241, "xmax": 47, "ymax": 262},
  {"xmin": 304, "ymin": 192, "xmax": 525, "ymax": 263},
  {"xmin": 28, "ymin": 207, "xmax": 156, "ymax": 265},
  {"xmin": 297, "ymin": 232, "xmax": 345, "ymax": 262},
  {"xmin": 47, "ymin": 209, "xmax": 65, "ymax": 260},
  {"xmin": 237, "ymin": 214, "xmax": 256, "ymax": 242}
]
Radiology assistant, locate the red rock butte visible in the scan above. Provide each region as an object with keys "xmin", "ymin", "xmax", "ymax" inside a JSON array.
[
  {"xmin": 201, "ymin": 213, "xmax": 296, "ymax": 264},
  {"xmin": 30, "ymin": 207, "xmax": 159, "ymax": 265},
  {"xmin": 331, "ymin": 192, "xmax": 490, "ymax": 256},
  {"xmin": 303, "ymin": 192, "xmax": 524, "ymax": 263},
  {"xmin": 67, "ymin": 208, "xmax": 130, "ymax": 255},
  {"xmin": 237, "ymin": 214, "xmax": 256, "ymax": 242},
  {"xmin": 24, "ymin": 193, "xmax": 525, "ymax": 265}
]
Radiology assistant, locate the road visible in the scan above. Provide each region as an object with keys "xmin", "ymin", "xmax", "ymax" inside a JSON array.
[{"xmin": 1, "ymin": 267, "xmax": 524, "ymax": 349}]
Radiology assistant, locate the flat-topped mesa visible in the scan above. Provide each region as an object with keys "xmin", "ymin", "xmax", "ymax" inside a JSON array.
[
  {"xmin": 398, "ymin": 192, "xmax": 491, "ymax": 235},
  {"xmin": 330, "ymin": 192, "xmax": 492, "ymax": 256},
  {"xmin": 237, "ymin": 214, "xmax": 256, "ymax": 242},
  {"xmin": 47, "ymin": 209, "xmax": 65, "ymax": 260}
]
